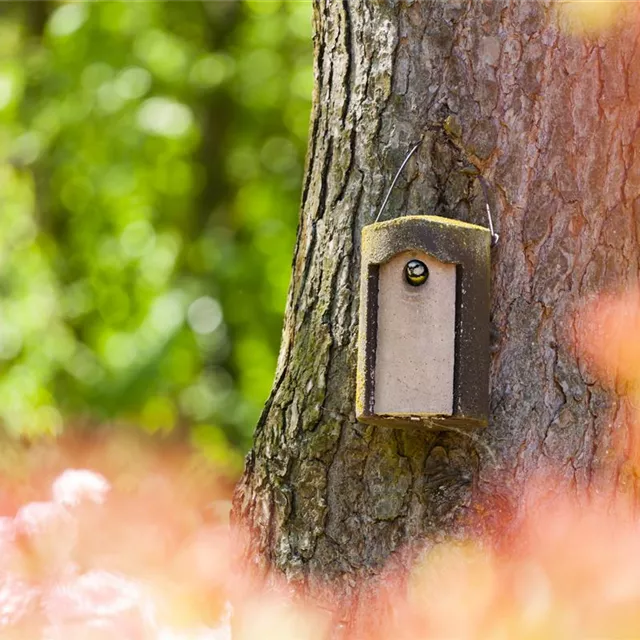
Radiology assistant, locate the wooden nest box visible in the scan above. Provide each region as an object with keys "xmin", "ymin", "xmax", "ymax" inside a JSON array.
[{"xmin": 356, "ymin": 215, "xmax": 491, "ymax": 430}]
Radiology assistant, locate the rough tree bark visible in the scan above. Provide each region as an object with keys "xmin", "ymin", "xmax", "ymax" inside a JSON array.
[{"xmin": 233, "ymin": 0, "xmax": 640, "ymax": 633}]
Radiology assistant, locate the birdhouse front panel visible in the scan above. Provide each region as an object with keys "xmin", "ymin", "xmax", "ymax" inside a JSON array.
[
  {"xmin": 356, "ymin": 215, "xmax": 490, "ymax": 430},
  {"xmin": 374, "ymin": 250, "xmax": 456, "ymax": 416}
]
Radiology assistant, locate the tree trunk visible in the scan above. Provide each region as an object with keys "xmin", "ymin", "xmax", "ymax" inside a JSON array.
[{"xmin": 232, "ymin": 0, "xmax": 640, "ymax": 633}]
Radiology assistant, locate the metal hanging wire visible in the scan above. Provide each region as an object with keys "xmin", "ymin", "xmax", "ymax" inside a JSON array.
[
  {"xmin": 374, "ymin": 139, "xmax": 500, "ymax": 247},
  {"xmin": 374, "ymin": 141, "xmax": 422, "ymax": 223}
]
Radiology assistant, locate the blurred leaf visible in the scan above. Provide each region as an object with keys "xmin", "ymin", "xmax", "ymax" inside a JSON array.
[{"xmin": 0, "ymin": 0, "xmax": 313, "ymax": 459}]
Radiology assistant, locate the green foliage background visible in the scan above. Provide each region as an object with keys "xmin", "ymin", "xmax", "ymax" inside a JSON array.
[{"xmin": 0, "ymin": 1, "xmax": 313, "ymax": 467}]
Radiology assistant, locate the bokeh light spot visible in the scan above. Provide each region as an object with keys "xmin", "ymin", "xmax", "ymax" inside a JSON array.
[
  {"xmin": 180, "ymin": 382, "xmax": 217, "ymax": 421},
  {"xmin": 120, "ymin": 220, "xmax": 156, "ymax": 258},
  {"xmin": 139, "ymin": 237, "xmax": 180, "ymax": 288},
  {"xmin": 47, "ymin": 3, "xmax": 88, "ymax": 38},
  {"xmin": 189, "ymin": 54, "xmax": 235, "ymax": 89},
  {"xmin": 0, "ymin": 325, "xmax": 23, "ymax": 361},
  {"xmin": 96, "ymin": 81, "xmax": 125, "ymax": 114},
  {"xmin": 187, "ymin": 297, "xmax": 223, "ymax": 336},
  {"xmin": 114, "ymin": 66, "xmax": 152, "ymax": 101},
  {"xmin": 0, "ymin": 73, "xmax": 17, "ymax": 110},
  {"xmin": 134, "ymin": 29, "xmax": 188, "ymax": 82},
  {"xmin": 136, "ymin": 97, "xmax": 194, "ymax": 139},
  {"xmin": 149, "ymin": 292, "xmax": 185, "ymax": 334},
  {"xmin": 65, "ymin": 346, "xmax": 104, "ymax": 386},
  {"xmin": 10, "ymin": 132, "xmax": 43, "ymax": 165}
]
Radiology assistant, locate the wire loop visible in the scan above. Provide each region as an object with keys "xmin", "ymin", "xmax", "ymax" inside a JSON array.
[{"xmin": 374, "ymin": 139, "xmax": 499, "ymax": 247}]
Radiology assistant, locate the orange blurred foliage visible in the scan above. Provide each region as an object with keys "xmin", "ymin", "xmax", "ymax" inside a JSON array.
[
  {"xmin": 575, "ymin": 289, "xmax": 640, "ymax": 394},
  {"xmin": 377, "ymin": 489, "xmax": 640, "ymax": 639},
  {"xmin": 557, "ymin": 0, "xmax": 626, "ymax": 36},
  {"xmin": 0, "ymin": 431, "xmax": 235, "ymax": 637},
  {"xmin": 3, "ymin": 287, "xmax": 640, "ymax": 638}
]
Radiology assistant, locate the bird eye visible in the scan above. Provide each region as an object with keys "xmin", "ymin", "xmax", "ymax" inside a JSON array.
[{"xmin": 405, "ymin": 259, "xmax": 429, "ymax": 286}]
